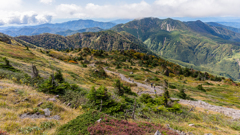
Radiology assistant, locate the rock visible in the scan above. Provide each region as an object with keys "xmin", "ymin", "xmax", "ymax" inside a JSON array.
[
  {"xmin": 154, "ymin": 130, "xmax": 162, "ymax": 135},
  {"xmin": 43, "ymin": 108, "xmax": 51, "ymax": 116},
  {"xmin": 204, "ymin": 134, "xmax": 213, "ymax": 135},
  {"xmin": 144, "ymin": 79, "xmax": 149, "ymax": 82},
  {"xmin": 189, "ymin": 124, "xmax": 194, "ymax": 127},
  {"xmin": 130, "ymin": 72, "xmax": 133, "ymax": 74},
  {"xmin": 14, "ymin": 100, "xmax": 20, "ymax": 104},
  {"xmin": 97, "ymin": 118, "xmax": 102, "ymax": 123},
  {"xmin": 20, "ymin": 113, "xmax": 45, "ymax": 119},
  {"xmin": 54, "ymin": 95, "xmax": 59, "ymax": 98},
  {"xmin": 36, "ymin": 112, "xmax": 40, "ymax": 115},
  {"xmin": 67, "ymin": 103, "xmax": 71, "ymax": 107},
  {"xmin": 188, "ymin": 132, "xmax": 194, "ymax": 135},
  {"xmin": 22, "ymin": 98, "xmax": 29, "ymax": 102},
  {"xmin": 48, "ymin": 115, "xmax": 61, "ymax": 120},
  {"xmin": 37, "ymin": 102, "xmax": 43, "ymax": 107},
  {"xmin": 48, "ymin": 98, "xmax": 57, "ymax": 102}
]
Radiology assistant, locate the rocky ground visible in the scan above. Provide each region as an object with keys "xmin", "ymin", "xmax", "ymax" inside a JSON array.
[{"xmin": 104, "ymin": 68, "xmax": 240, "ymax": 120}]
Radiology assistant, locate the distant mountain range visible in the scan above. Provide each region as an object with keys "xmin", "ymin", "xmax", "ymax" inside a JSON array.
[
  {"xmin": 0, "ymin": 19, "xmax": 116, "ymax": 37},
  {"xmin": 16, "ymin": 30, "xmax": 153, "ymax": 55},
  {"xmin": 112, "ymin": 17, "xmax": 240, "ymax": 81},
  {"xmin": 56, "ymin": 27, "xmax": 103, "ymax": 36},
  {"xmin": 206, "ymin": 22, "xmax": 240, "ymax": 33},
  {"xmin": 9, "ymin": 17, "xmax": 240, "ymax": 81}
]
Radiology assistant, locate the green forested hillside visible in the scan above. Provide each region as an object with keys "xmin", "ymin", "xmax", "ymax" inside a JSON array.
[
  {"xmin": 112, "ymin": 17, "xmax": 240, "ymax": 81},
  {"xmin": 16, "ymin": 30, "xmax": 153, "ymax": 55}
]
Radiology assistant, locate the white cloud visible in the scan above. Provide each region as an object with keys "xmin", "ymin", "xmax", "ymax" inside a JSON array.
[
  {"xmin": 55, "ymin": 0, "xmax": 240, "ymax": 19},
  {"xmin": 0, "ymin": 11, "xmax": 53, "ymax": 25},
  {"xmin": 0, "ymin": 0, "xmax": 22, "ymax": 9},
  {"xmin": 56, "ymin": 4, "xmax": 81, "ymax": 15},
  {"xmin": 40, "ymin": 0, "xmax": 54, "ymax": 5}
]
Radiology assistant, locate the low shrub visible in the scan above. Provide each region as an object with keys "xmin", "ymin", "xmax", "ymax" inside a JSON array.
[{"xmin": 197, "ymin": 84, "xmax": 206, "ymax": 92}]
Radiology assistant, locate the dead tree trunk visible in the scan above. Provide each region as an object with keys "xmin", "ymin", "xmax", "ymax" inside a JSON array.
[
  {"xmin": 100, "ymin": 99, "xmax": 102, "ymax": 112},
  {"xmin": 31, "ymin": 64, "xmax": 39, "ymax": 78},
  {"xmin": 132, "ymin": 97, "xmax": 136, "ymax": 119}
]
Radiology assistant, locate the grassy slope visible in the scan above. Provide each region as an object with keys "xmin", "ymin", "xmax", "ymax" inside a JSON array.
[
  {"xmin": 0, "ymin": 79, "xmax": 81, "ymax": 134},
  {"xmin": 0, "ymin": 39, "xmax": 240, "ymax": 134},
  {"xmin": 52, "ymin": 49, "xmax": 240, "ymax": 135}
]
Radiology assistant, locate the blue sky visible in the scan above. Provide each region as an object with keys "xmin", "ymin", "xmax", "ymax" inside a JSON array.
[{"xmin": 1, "ymin": 0, "xmax": 240, "ymax": 26}]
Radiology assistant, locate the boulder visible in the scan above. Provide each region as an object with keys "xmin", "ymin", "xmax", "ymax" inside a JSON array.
[
  {"xmin": 67, "ymin": 103, "xmax": 71, "ymax": 107},
  {"xmin": 130, "ymin": 72, "xmax": 133, "ymax": 74},
  {"xmin": 37, "ymin": 102, "xmax": 43, "ymax": 107},
  {"xmin": 48, "ymin": 98, "xmax": 57, "ymax": 102},
  {"xmin": 144, "ymin": 79, "xmax": 149, "ymax": 82},
  {"xmin": 43, "ymin": 108, "xmax": 51, "ymax": 116},
  {"xmin": 188, "ymin": 124, "xmax": 194, "ymax": 127}
]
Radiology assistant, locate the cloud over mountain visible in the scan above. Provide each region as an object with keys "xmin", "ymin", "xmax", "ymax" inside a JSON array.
[
  {"xmin": 0, "ymin": 12, "xmax": 53, "ymax": 25},
  {"xmin": 56, "ymin": 0, "xmax": 240, "ymax": 19}
]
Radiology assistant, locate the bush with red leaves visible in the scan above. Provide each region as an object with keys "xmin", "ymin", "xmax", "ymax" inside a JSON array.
[
  {"xmin": 0, "ymin": 129, "xmax": 9, "ymax": 135},
  {"xmin": 88, "ymin": 117, "xmax": 178, "ymax": 135}
]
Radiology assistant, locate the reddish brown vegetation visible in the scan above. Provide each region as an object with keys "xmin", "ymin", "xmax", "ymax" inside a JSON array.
[
  {"xmin": 88, "ymin": 118, "xmax": 178, "ymax": 135},
  {"xmin": 0, "ymin": 129, "xmax": 9, "ymax": 135}
]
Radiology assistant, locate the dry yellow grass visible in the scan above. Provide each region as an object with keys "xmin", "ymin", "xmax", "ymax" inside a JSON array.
[{"xmin": 0, "ymin": 79, "xmax": 82, "ymax": 134}]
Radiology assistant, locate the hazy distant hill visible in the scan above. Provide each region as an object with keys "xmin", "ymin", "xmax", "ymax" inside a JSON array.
[
  {"xmin": 207, "ymin": 22, "xmax": 240, "ymax": 33},
  {"xmin": 218, "ymin": 22, "xmax": 240, "ymax": 28},
  {"xmin": 56, "ymin": 27, "xmax": 103, "ymax": 36},
  {"xmin": 0, "ymin": 19, "xmax": 116, "ymax": 37}
]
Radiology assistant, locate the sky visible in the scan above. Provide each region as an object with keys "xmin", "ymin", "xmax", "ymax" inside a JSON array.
[{"xmin": 1, "ymin": 0, "xmax": 240, "ymax": 26}]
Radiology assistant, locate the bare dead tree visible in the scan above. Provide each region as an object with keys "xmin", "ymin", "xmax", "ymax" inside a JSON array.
[
  {"xmin": 132, "ymin": 97, "xmax": 136, "ymax": 119},
  {"xmin": 31, "ymin": 64, "xmax": 39, "ymax": 78},
  {"xmin": 100, "ymin": 99, "xmax": 102, "ymax": 112}
]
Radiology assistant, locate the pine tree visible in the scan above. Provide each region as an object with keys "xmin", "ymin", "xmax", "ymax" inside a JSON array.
[{"xmin": 113, "ymin": 79, "xmax": 124, "ymax": 96}]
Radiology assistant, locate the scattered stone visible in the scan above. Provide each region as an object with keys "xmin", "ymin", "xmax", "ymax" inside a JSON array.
[
  {"xmin": 84, "ymin": 60, "xmax": 90, "ymax": 64},
  {"xmin": 37, "ymin": 102, "xmax": 43, "ymax": 107},
  {"xmin": 0, "ymin": 86, "xmax": 3, "ymax": 89},
  {"xmin": 43, "ymin": 108, "xmax": 51, "ymax": 116},
  {"xmin": 188, "ymin": 124, "xmax": 194, "ymax": 127},
  {"xmin": 179, "ymin": 99, "xmax": 240, "ymax": 119},
  {"xmin": 22, "ymin": 98, "xmax": 29, "ymax": 102},
  {"xmin": 67, "ymin": 103, "xmax": 71, "ymax": 107},
  {"xmin": 97, "ymin": 118, "xmax": 102, "ymax": 123},
  {"xmin": 49, "ymin": 115, "xmax": 61, "ymax": 120},
  {"xmin": 20, "ymin": 113, "xmax": 45, "ymax": 119},
  {"xmin": 20, "ymin": 113, "xmax": 60, "ymax": 120},
  {"xmin": 47, "ymin": 98, "xmax": 57, "ymax": 102},
  {"xmin": 154, "ymin": 130, "xmax": 162, "ymax": 135},
  {"xmin": 14, "ymin": 100, "xmax": 20, "ymax": 104}
]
